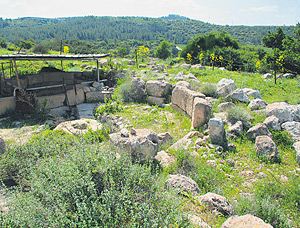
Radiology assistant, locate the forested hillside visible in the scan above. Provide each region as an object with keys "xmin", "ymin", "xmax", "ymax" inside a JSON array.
[{"xmin": 0, "ymin": 16, "xmax": 295, "ymax": 45}]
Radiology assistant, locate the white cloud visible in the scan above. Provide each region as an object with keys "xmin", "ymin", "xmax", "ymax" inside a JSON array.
[{"xmin": 240, "ymin": 5, "xmax": 279, "ymax": 13}]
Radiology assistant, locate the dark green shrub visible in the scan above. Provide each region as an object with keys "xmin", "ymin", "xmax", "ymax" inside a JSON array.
[
  {"xmin": 226, "ymin": 106, "xmax": 251, "ymax": 124},
  {"xmin": 200, "ymin": 83, "xmax": 217, "ymax": 97}
]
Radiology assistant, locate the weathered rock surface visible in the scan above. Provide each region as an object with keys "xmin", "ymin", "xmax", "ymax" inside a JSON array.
[
  {"xmin": 109, "ymin": 129, "xmax": 159, "ymax": 162},
  {"xmin": 262, "ymin": 73, "xmax": 273, "ymax": 79},
  {"xmin": 293, "ymin": 142, "xmax": 300, "ymax": 164},
  {"xmin": 246, "ymin": 123, "xmax": 273, "ymax": 141},
  {"xmin": 158, "ymin": 132, "xmax": 173, "ymax": 147},
  {"xmin": 281, "ymin": 121, "xmax": 300, "ymax": 142},
  {"xmin": 146, "ymin": 80, "xmax": 171, "ymax": 97},
  {"xmin": 227, "ymin": 89, "xmax": 250, "ymax": 103},
  {"xmin": 131, "ymin": 77, "xmax": 147, "ymax": 102},
  {"xmin": 191, "ymin": 97, "xmax": 212, "ymax": 129},
  {"xmin": 208, "ymin": 118, "xmax": 228, "ymax": 149},
  {"xmin": 248, "ymin": 99, "xmax": 268, "ymax": 110},
  {"xmin": 165, "ymin": 174, "xmax": 200, "ymax": 195},
  {"xmin": 255, "ymin": 135, "xmax": 280, "ymax": 161},
  {"xmin": 199, "ymin": 192, "xmax": 234, "ymax": 216},
  {"xmin": 221, "ymin": 214, "xmax": 273, "ymax": 228},
  {"xmin": 188, "ymin": 214, "xmax": 211, "ymax": 228},
  {"xmin": 54, "ymin": 118, "xmax": 102, "ymax": 135},
  {"xmin": 168, "ymin": 131, "xmax": 201, "ymax": 151},
  {"xmin": 228, "ymin": 121, "xmax": 243, "ymax": 136},
  {"xmin": 242, "ymin": 88, "xmax": 262, "ymax": 99},
  {"xmin": 263, "ymin": 115, "xmax": 281, "ymax": 131},
  {"xmin": 265, "ymin": 102, "xmax": 295, "ymax": 123},
  {"xmin": 218, "ymin": 102, "xmax": 235, "ymax": 112},
  {"xmin": 171, "ymin": 85, "xmax": 205, "ymax": 117},
  {"xmin": 216, "ymin": 78, "xmax": 237, "ymax": 97},
  {"xmin": 155, "ymin": 151, "xmax": 177, "ymax": 168},
  {"xmin": 148, "ymin": 96, "xmax": 166, "ymax": 106},
  {"xmin": 86, "ymin": 91, "xmax": 112, "ymax": 103}
]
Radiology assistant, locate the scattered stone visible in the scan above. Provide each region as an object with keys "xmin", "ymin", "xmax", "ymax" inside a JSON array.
[
  {"xmin": 218, "ymin": 102, "xmax": 235, "ymax": 112},
  {"xmin": 242, "ymin": 88, "xmax": 262, "ymax": 99},
  {"xmin": 158, "ymin": 132, "xmax": 173, "ymax": 147},
  {"xmin": 188, "ymin": 214, "xmax": 211, "ymax": 228},
  {"xmin": 181, "ymin": 64, "xmax": 192, "ymax": 69},
  {"xmin": 246, "ymin": 123, "xmax": 273, "ymax": 141},
  {"xmin": 226, "ymin": 159, "xmax": 235, "ymax": 167},
  {"xmin": 109, "ymin": 129, "xmax": 159, "ymax": 162},
  {"xmin": 228, "ymin": 121, "xmax": 243, "ymax": 136},
  {"xmin": 195, "ymin": 138, "xmax": 207, "ymax": 146},
  {"xmin": 221, "ymin": 214, "xmax": 273, "ymax": 228},
  {"xmin": 131, "ymin": 77, "xmax": 147, "ymax": 103},
  {"xmin": 262, "ymin": 73, "xmax": 273, "ymax": 79},
  {"xmin": 146, "ymin": 80, "xmax": 172, "ymax": 97},
  {"xmin": 293, "ymin": 142, "xmax": 300, "ymax": 164},
  {"xmin": 248, "ymin": 99, "xmax": 268, "ymax": 110},
  {"xmin": 148, "ymin": 96, "xmax": 166, "ymax": 106},
  {"xmin": 228, "ymin": 143, "xmax": 236, "ymax": 152},
  {"xmin": 208, "ymin": 118, "xmax": 228, "ymax": 150},
  {"xmin": 92, "ymin": 82, "xmax": 104, "ymax": 89},
  {"xmin": 120, "ymin": 128, "xmax": 129, "ymax": 137},
  {"xmin": 168, "ymin": 131, "xmax": 201, "ymax": 151},
  {"xmin": 281, "ymin": 121, "xmax": 300, "ymax": 142},
  {"xmin": 86, "ymin": 91, "xmax": 112, "ymax": 103},
  {"xmin": 266, "ymin": 102, "xmax": 294, "ymax": 123},
  {"xmin": 155, "ymin": 151, "xmax": 177, "ymax": 168},
  {"xmin": 255, "ymin": 136, "xmax": 280, "ymax": 161},
  {"xmin": 239, "ymin": 170, "xmax": 254, "ymax": 177},
  {"xmin": 199, "ymin": 192, "xmax": 234, "ymax": 216},
  {"xmin": 227, "ymin": 89, "xmax": 250, "ymax": 103},
  {"xmin": 165, "ymin": 174, "xmax": 200, "ymax": 195},
  {"xmin": 191, "ymin": 97, "xmax": 212, "ymax": 129},
  {"xmin": 54, "ymin": 118, "xmax": 102, "ymax": 135},
  {"xmin": 130, "ymin": 128, "xmax": 137, "ymax": 135},
  {"xmin": 216, "ymin": 78, "xmax": 237, "ymax": 97},
  {"xmin": 258, "ymin": 172, "xmax": 268, "ymax": 178},
  {"xmin": 263, "ymin": 115, "xmax": 281, "ymax": 131},
  {"xmin": 175, "ymin": 81, "xmax": 191, "ymax": 88}
]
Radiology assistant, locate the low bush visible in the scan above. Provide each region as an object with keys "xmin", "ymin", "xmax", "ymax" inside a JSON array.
[
  {"xmin": 226, "ymin": 106, "xmax": 251, "ymax": 124},
  {"xmin": 199, "ymin": 83, "xmax": 217, "ymax": 97}
]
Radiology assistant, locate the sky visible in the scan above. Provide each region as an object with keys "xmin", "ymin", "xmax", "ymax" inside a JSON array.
[{"xmin": 0, "ymin": 0, "xmax": 299, "ymax": 26}]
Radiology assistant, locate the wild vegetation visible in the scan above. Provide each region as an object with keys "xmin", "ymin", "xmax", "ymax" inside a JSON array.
[{"xmin": 0, "ymin": 16, "xmax": 300, "ymax": 227}]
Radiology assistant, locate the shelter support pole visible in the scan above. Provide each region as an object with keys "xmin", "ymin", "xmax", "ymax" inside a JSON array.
[
  {"xmin": 97, "ymin": 59, "xmax": 99, "ymax": 82},
  {"xmin": 13, "ymin": 59, "xmax": 22, "ymax": 90}
]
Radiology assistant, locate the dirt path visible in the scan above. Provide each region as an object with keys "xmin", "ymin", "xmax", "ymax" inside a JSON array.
[{"xmin": 0, "ymin": 125, "xmax": 41, "ymax": 145}]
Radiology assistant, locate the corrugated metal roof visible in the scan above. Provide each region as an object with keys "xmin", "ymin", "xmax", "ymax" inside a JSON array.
[{"xmin": 0, "ymin": 54, "xmax": 109, "ymax": 61}]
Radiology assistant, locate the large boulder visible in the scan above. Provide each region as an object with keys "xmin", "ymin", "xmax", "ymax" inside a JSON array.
[
  {"xmin": 146, "ymin": 80, "xmax": 172, "ymax": 97},
  {"xmin": 54, "ymin": 118, "xmax": 102, "ymax": 135},
  {"xmin": 242, "ymin": 88, "xmax": 262, "ymax": 99},
  {"xmin": 148, "ymin": 96, "xmax": 166, "ymax": 106},
  {"xmin": 171, "ymin": 85, "xmax": 205, "ymax": 117},
  {"xmin": 165, "ymin": 174, "xmax": 200, "ymax": 195},
  {"xmin": 248, "ymin": 99, "xmax": 268, "ymax": 110},
  {"xmin": 199, "ymin": 192, "xmax": 234, "ymax": 216},
  {"xmin": 155, "ymin": 151, "xmax": 176, "ymax": 168},
  {"xmin": 188, "ymin": 215, "xmax": 211, "ymax": 228},
  {"xmin": 228, "ymin": 121, "xmax": 243, "ymax": 136},
  {"xmin": 246, "ymin": 123, "xmax": 273, "ymax": 141},
  {"xmin": 109, "ymin": 129, "xmax": 159, "ymax": 162},
  {"xmin": 263, "ymin": 115, "xmax": 281, "ymax": 131},
  {"xmin": 255, "ymin": 135, "xmax": 280, "ymax": 161},
  {"xmin": 208, "ymin": 118, "xmax": 228, "ymax": 149},
  {"xmin": 218, "ymin": 102, "xmax": 235, "ymax": 112},
  {"xmin": 293, "ymin": 142, "xmax": 300, "ymax": 164},
  {"xmin": 281, "ymin": 121, "xmax": 300, "ymax": 142},
  {"xmin": 265, "ymin": 102, "xmax": 294, "ymax": 123},
  {"xmin": 191, "ymin": 97, "xmax": 212, "ymax": 129},
  {"xmin": 221, "ymin": 214, "xmax": 273, "ymax": 228},
  {"xmin": 216, "ymin": 79, "xmax": 237, "ymax": 97},
  {"xmin": 131, "ymin": 77, "xmax": 147, "ymax": 103},
  {"xmin": 86, "ymin": 91, "xmax": 112, "ymax": 103},
  {"xmin": 227, "ymin": 89, "xmax": 250, "ymax": 103},
  {"xmin": 158, "ymin": 132, "xmax": 173, "ymax": 147}
]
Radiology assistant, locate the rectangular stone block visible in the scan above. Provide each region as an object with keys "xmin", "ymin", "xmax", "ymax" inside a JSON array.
[
  {"xmin": 36, "ymin": 94, "xmax": 66, "ymax": 109},
  {"xmin": 86, "ymin": 91, "xmax": 112, "ymax": 103},
  {"xmin": 0, "ymin": 96, "xmax": 16, "ymax": 116},
  {"xmin": 148, "ymin": 96, "xmax": 165, "ymax": 106},
  {"xmin": 191, "ymin": 97, "xmax": 212, "ymax": 129}
]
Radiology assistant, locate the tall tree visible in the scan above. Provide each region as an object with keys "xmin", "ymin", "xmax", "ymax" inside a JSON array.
[{"xmin": 154, "ymin": 40, "xmax": 171, "ymax": 60}]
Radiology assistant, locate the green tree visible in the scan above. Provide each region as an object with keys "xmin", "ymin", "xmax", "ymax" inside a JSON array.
[
  {"xmin": 118, "ymin": 46, "xmax": 128, "ymax": 57},
  {"xmin": 262, "ymin": 27, "xmax": 286, "ymax": 50},
  {"xmin": 0, "ymin": 36, "xmax": 7, "ymax": 48},
  {"xmin": 154, "ymin": 40, "xmax": 171, "ymax": 60}
]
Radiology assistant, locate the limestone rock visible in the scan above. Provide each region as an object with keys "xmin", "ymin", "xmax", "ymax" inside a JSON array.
[
  {"xmin": 199, "ymin": 192, "xmax": 234, "ymax": 216},
  {"xmin": 216, "ymin": 78, "xmax": 236, "ymax": 97},
  {"xmin": 155, "ymin": 151, "xmax": 176, "ymax": 168},
  {"xmin": 262, "ymin": 73, "xmax": 273, "ymax": 79},
  {"xmin": 191, "ymin": 97, "xmax": 212, "ymax": 129},
  {"xmin": 208, "ymin": 118, "xmax": 228, "ymax": 149},
  {"xmin": 218, "ymin": 102, "xmax": 235, "ymax": 112},
  {"xmin": 109, "ymin": 129, "xmax": 159, "ymax": 162},
  {"xmin": 246, "ymin": 123, "xmax": 273, "ymax": 141},
  {"xmin": 175, "ymin": 81, "xmax": 190, "ymax": 88},
  {"xmin": 227, "ymin": 89, "xmax": 250, "ymax": 103},
  {"xmin": 293, "ymin": 142, "xmax": 300, "ymax": 164},
  {"xmin": 148, "ymin": 96, "xmax": 166, "ymax": 106},
  {"xmin": 228, "ymin": 121, "xmax": 243, "ymax": 136},
  {"xmin": 131, "ymin": 77, "xmax": 147, "ymax": 103},
  {"xmin": 248, "ymin": 99, "xmax": 268, "ymax": 110},
  {"xmin": 188, "ymin": 214, "xmax": 211, "ymax": 228},
  {"xmin": 146, "ymin": 80, "xmax": 172, "ymax": 97},
  {"xmin": 181, "ymin": 63, "xmax": 192, "ymax": 69},
  {"xmin": 263, "ymin": 115, "xmax": 281, "ymax": 131},
  {"xmin": 221, "ymin": 214, "xmax": 273, "ymax": 228},
  {"xmin": 242, "ymin": 88, "xmax": 262, "ymax": 99},
  {"xmin": 255, "ymin": 136, "xmax": 280, "ymax": 161},
  {"xmin": 266, "ymin": 102, "xmax": 294, "ymax": 123},
  {"xmin": 171, "ymin": 85, "xmax": 205, "ymax": 117},
  {"xmin": 86, "ymin": 91, "xmax": 112, "ymax": 103},
  {"xmin": 165, "ymin": 174, "xmax": 200, "ymax": 195},
  {"xmin": 54, "ymin": 118, "xmax": 102, "ymax": 135},
  {"xmin": 158, "ymin": 132, "xmax": 173, "ymax": 147},
  {"xmin": 281, "ymin": 121, "xmax": 300, "ymax": 142},
  {"xmin": 168, "ymin": 131, "xmax": 201, "ymax": 151}
]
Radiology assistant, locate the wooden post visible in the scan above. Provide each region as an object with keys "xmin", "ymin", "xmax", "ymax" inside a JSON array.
[
  {"xmin": 97, "ymin": 59, "xmax": 100, "ymax": 82},
  {"xmin": 13, "ymin": 59, "xmax": 22, "ymax": 90},
  {"xmin": 61, "ymin": 60, "xmax": 63, "ymax": 70}
]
